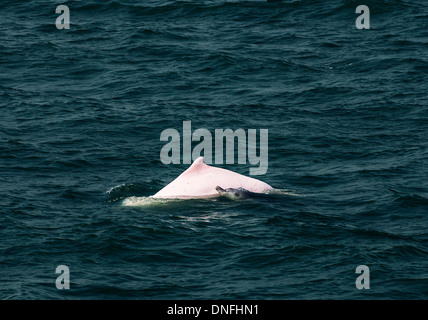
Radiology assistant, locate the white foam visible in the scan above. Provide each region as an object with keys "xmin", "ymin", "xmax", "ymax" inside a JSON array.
[
  {"xmin": 122, "ymin": 196, "xmax": 180, "ymax": 207},
  {"xmin": 266, "ymin": 189, "xmax": 301, "ymax": 197}
]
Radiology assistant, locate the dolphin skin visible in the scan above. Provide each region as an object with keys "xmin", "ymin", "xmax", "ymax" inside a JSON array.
[{"xmin": 152, "ymin": 157, "xmax": 273, "ymax": 199}]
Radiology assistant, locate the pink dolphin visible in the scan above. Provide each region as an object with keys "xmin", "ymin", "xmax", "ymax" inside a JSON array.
[{"xmin": 152, "ymin": 157, "xmax": 273, "ymax": 199}]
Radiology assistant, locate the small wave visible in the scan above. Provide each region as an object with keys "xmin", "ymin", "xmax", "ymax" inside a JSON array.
[
  {"xmin": 106, "ymin": 182, "xmax": 161, "ymax": 202},
  {"xmin": 106, "ymin": 183, "xmax": 143, "ymax": 195},
  {"xmin": 121, "ymin": 188, "xmax": 299, "ymax": 206},
  {"xmin": 395, "ymin": 194, "xmax": 428, "ymax": 208}
]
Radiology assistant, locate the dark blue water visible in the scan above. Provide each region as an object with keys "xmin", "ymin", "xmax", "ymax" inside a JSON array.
[{"xmin": 1, "ymin": 0, "xmax": 427, "ymax": 299}]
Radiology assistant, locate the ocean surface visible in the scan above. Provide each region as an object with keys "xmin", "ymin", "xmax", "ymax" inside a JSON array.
[{"xmin": 1, "ymin": 0, "xmax": 427, "ymax": 300}]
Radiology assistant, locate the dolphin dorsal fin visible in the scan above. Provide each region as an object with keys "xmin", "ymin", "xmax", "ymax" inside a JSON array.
[
  {"xmin": 193, "ymin": 157, "xmax": 205, "ymax": 165},
  {"xmin": 185, "ymin": 157, "xmax": 206, "ymax": 173}
]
